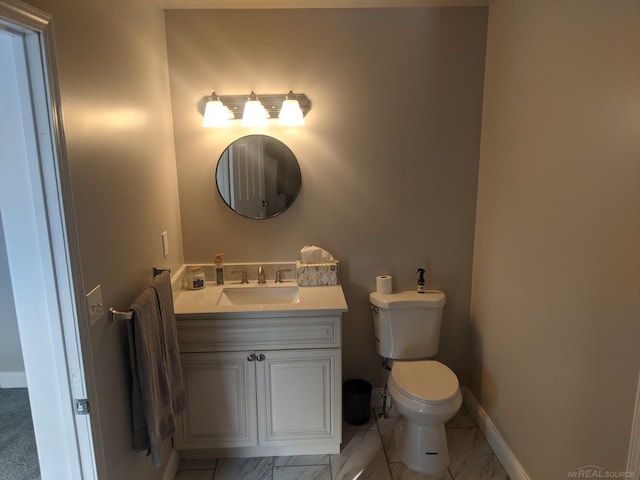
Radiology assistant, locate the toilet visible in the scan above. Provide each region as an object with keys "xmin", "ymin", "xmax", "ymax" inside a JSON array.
[{"xmin": 369, "ymin": 290, "xmax": 461, "ymax": 475}]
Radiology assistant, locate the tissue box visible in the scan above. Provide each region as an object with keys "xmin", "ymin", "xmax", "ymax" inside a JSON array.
[{"xmin": 296, "ymin": 261, "xmax": 338, "ymax": 286}]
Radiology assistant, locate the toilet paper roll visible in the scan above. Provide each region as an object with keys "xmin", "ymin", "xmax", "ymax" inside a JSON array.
[{"xmin": 376, "ymin": 275, "xmax": 392, "ymax": 295}]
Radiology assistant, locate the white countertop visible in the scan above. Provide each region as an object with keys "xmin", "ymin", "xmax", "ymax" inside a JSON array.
[{"xmin": 173, "ymin": 281, "xmax": 348, "ymax": 318}]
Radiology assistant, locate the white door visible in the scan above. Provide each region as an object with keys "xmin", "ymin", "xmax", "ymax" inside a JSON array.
[
  {"xmin": 0, "ymin": 2, "xmax": 99, "ymax": 479},
  {"xmin": 229, "ymin": 137, "xmax": 267, "ymax": 218},
  {"xmin": 256, "ymin": 349, "xmax": 340, "ymax": 446},
  {"xmin": 177, "ymin": 352, "xmax": 258, "ymax": 449}
]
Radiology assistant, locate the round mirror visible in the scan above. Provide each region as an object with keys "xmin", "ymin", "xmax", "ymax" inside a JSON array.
[{"xmin": 215, "ymin": 135, "xmax": 302, "ymax": 219}]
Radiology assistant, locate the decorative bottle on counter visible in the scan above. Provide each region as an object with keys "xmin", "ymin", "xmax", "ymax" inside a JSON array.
[
  {"xmin": 215, "ymin": 253, "xmax": 224, "ymax": 285},
  {"xmin": 187, "ymin": 266, "xmax": 205, "ymax": 290}
]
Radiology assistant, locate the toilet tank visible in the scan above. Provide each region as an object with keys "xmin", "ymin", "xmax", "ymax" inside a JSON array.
[{"xmin": 369, "ymin": 290, "xmax": 446, "ymax": 360}]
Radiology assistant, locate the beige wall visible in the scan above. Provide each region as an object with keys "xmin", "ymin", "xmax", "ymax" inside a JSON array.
[
  {"xmin": 24, "ymin": 0, "xmax": 183, "ymax": 478},
  {"xmin": 471, "ymin": 1, "xmax": 640, "ymax": 478},
  {"xmin": 165, "ymin": 7, "xmax": 487, "ymax": 386}
]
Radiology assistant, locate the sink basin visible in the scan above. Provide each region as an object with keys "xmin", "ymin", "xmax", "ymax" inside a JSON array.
[{"xmin": 216, "ymin": 286, "xmax": 300, "ymax": 306}]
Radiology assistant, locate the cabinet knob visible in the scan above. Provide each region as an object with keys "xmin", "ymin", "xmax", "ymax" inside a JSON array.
[
  {"xmin": 256, "ymin": 353, "xmax": 266, "ymax": 362},
  {"xmin": 247, "ymin": 353, "xmax": 257, "ymax": 362}
]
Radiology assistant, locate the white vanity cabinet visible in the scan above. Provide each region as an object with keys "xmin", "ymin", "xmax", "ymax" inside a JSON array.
[{"xmin": 174, "ymin": 313, "xmax": 343, "ymax": 457}]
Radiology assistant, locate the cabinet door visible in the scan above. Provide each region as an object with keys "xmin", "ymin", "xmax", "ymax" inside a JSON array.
[
  {"xmin": 176, "ymin": 352, "xmax": 257, "ymax": 449},
  {"xmin": 256, "ymin": 349, "xmax": 341, "ymax": 446}
]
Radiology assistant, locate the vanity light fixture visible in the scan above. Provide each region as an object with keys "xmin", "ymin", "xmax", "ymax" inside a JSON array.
[{"xmin": 201, "ymin": 90, "xmax": 311, "ymax": 128}]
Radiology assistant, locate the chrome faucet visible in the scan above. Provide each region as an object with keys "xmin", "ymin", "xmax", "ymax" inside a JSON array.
[
  {"xmin": 257, "ymin": 266, "xmax": 266, "ymax": 284},
  {"xmin": 232, "ymin": 270, "xmax": 249, "ymax": 284},
  {"xmin": 275, "ymin": 268, "xmax": 292, "ymax": 283}
]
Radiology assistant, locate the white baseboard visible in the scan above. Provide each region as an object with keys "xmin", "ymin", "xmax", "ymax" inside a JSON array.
[
  {"xmin": 627, "ymin": 373, "xmax": 640, "ymax": 480},
  {"xmin": 0, "ymin": 371, "xmax": 27, "ymax": 388},
  {"xmin": 162, "ymin": 449, "xmax": 180, "ymax": 480},
  {"xmin": 462, "ymin": 386, "xmax": 531, "ymax": 480}
]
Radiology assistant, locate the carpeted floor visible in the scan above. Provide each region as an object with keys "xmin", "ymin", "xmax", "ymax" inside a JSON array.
[{"xmin": 0, "ymin": 388, "xmax": 41, "ymax": 480}]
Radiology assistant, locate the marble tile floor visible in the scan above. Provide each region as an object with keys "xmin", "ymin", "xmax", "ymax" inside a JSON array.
[{"xmin": 174, "ymin": 405, "xmax": 509, "ymax": 480}]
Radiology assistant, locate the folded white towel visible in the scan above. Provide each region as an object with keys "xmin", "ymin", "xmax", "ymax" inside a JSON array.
[{"xmin": 300, "ymin": 245, "xmax": 335, "ymax": 264}]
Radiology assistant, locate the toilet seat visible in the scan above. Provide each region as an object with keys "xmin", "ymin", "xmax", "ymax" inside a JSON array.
[{"xmin": 390, "ymin": 360, "xmax": 459, "ymax": 405}]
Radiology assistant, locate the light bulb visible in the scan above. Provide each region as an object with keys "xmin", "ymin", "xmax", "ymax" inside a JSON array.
[
  {"xmin": 241, "ymin": 91, "xmax": 269, "ymax": 127},
  {"xmin": 278, "ymin": 91, "xmax": 305, "ymax": 126},
  {"xmin": 202, "ymin": 91, "xmax": 233, "ymax": 127}
]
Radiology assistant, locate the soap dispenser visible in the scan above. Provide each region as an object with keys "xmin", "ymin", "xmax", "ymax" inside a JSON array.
[
  {"xmin": 417, "ymin": 267, "xmax": 427, "ymax": 294},
  {"xmin": 215, "ymin": 253, "xmax": 224, "ymax": 285}
]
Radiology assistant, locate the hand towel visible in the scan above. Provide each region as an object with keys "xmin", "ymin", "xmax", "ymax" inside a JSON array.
[
  {"xmin": 127, "ymin": 287, "xmax": 175, "ymax": 467},
  {"xmin": 152, "ymin": 270, "xmax": 186, "ymax": 416}
]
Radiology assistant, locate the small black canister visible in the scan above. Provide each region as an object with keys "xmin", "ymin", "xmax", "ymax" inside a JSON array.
[{"xmin": 343, "ymin": 379, "xmax": 372, "ymax": 425}]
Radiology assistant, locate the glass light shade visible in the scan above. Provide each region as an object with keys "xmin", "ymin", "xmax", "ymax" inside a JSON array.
[
  {"xmin": 202, "ymin": 100, "xmax": 233, "ymax": 127},
  {"xmin": 278, "ymin": 98, "xmax": 305, "ymax": 126},
  {"xmin": 242, "ymin": 99, "xmax": 269, "ymax": 127}
]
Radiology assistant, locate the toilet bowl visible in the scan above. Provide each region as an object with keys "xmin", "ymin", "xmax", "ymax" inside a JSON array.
[
  {"xmin": 369, "ymin": 290, "xmax": 461, "ymax": 474},
  {"xmin": 387, "ymin": 360, "xmax": 462, "ymax": 475}
]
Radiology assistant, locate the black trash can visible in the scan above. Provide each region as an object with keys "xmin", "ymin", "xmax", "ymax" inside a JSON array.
[{"xmin": 343, "ymin": 379, "xmax": 372, "ymax": 425}]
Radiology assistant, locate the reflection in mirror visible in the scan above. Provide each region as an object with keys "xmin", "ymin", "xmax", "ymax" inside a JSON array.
[{"xmin": 216, "ymin": 135, "xmax": 302, "ymax": 219}]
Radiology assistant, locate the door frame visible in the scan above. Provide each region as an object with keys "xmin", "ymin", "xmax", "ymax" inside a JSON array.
[
  {"xmin": 0, "ymin": 1, "xmax": 103, "ymax": 478},
  {"xmin": 628, "ymin": 372, "xmax": 640, "ymax": 479}
]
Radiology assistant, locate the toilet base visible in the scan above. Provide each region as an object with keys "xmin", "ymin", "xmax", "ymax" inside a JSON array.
[{"xmin": 394, "ymin": 417, "xmax": 450, "ymax": 475}]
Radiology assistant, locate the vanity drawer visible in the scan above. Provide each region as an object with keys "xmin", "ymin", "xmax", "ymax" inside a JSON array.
[{"xmin": 177, "ymin": 315, "xmax": 341, "ymax": 353}]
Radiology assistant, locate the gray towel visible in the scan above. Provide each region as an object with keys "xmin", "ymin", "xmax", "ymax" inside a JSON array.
[
  {"xmin": 127, "ymin": 287, "xmax": 175, "ymax": 467},
  {"xmin": 152, "ymin": 270, "xmax": 186, "ymax": 416}
]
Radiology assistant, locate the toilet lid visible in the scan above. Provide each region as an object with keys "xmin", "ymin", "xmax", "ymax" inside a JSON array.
[{"xmin": 391, "ymin": 360, "xmax": 459, "ymax": 405}]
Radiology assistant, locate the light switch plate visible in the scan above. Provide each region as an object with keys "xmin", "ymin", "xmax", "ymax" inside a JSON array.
[
  {"xmin": 86, "ymin": 285, "xmax": 105, "ymax": 326},
  {"xmin": 161, "ymin": 231, "xmax": 169, "ymax": 258}
]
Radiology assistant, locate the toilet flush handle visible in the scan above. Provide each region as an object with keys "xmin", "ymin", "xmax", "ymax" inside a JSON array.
[{"xmin": 370, "ymin": 305, "xmax": 379, "ymax": 313}]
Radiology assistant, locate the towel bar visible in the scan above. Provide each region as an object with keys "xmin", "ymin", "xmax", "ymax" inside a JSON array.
[
  {"xmin": 153, "ymin": 267, "xmax": 169, "ymax": 277},
  {"xmin": 109, "ymin": 307, "xmax": 133, "ymax": 321},
  {"xmin": 109, "ymin": 267, "xmax": 170, "ymax": 321}
]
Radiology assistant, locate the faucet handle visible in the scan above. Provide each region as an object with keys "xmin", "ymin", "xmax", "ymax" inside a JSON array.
[
  {"xmin": 232, "ymin": 270, "xmax": 249, "ymax": 284},
  {"xmin": 257, "ymin": 266, "xmax": 266, "ymax": 284},
  {"xmin": 275, "ymin": 268, "xmax": 292, "ymax": 283}
]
